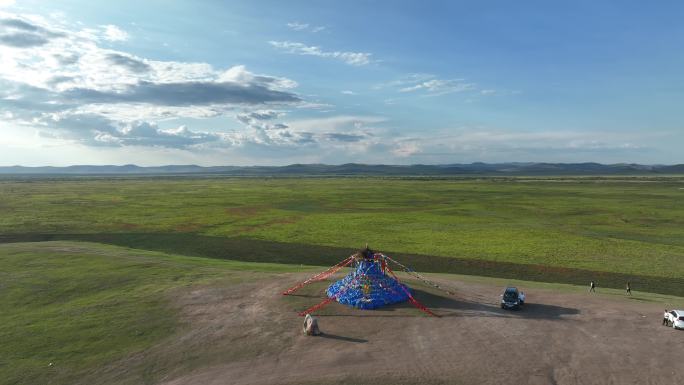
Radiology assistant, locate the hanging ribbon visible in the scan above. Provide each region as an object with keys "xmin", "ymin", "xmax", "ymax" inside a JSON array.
[
  {"xmin": 385, "ymin": 265, "xmax": 439, "ymax": 317},
  {"xmin": 282, "ymin": 256, "xmax": 353, "ymax": 296},
  {"xmin": 383, "ymin": 254, "xmax": 457, "ymax": 296}
]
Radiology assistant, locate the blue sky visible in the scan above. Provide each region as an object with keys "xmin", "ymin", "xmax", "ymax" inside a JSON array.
[{"xmin": 1, "ymin": 0, "xmax": 683, "ymax": 165}]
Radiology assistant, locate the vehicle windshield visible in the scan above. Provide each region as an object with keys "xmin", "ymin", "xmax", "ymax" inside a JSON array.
[{"xmin": 504, "ymin": 290, "xmax": 518, "ymax": 300}]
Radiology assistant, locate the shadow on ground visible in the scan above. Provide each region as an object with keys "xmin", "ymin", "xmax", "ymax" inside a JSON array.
[
  {"xmin": 318, "ymin": 333, "xmax": 368, "ymax": 343},
  {"xmin": 412, "ymin": 288, "xmax": 580, "ymax": 320},
  {"xmin": 293, "ymin": 287, "xmax": 579, "ymax": 321}
]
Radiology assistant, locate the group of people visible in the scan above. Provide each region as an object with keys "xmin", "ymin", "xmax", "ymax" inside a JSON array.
[
  {"xmin": 590, "ymin": 282, "xmax": 676, "ymax": 328},
  {"xmin": 588, "ymin": 280, "xmax": 631, "ymax": 295}
]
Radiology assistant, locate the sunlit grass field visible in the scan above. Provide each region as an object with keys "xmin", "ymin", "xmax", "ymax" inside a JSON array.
[
  {"xmin": 3, "ymin": 240, "xmax": 682, "ymax": 385},
  {"xmin": 0, "ymin": 241, "xmax": 301, "ymax": 385},
  {"xmin": 1, "ymin": 177, "xmax": 683, "ymax": 291}
]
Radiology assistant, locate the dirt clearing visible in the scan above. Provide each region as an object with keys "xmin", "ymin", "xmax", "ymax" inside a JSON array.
[{"xmin": 157, "ymin": 274, "xmax": 683, "ymax": 385}]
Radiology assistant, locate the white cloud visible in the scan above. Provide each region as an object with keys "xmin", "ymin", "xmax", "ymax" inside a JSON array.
[
  {"xmin": 399, "ymin": 79, "xmax": 475, "ymax": 95},
  {"xmin": 219, "ymin": 64, "xmax": 298, "ymax": 89},
  {"xmin": 0, "ymin": 11, "xmax": 305, "ymax": 149},
  {"xmin": 269, "ymin": 41, "xmax": 372, "ymax": 66},
  {"xmin": 286, "ymin": 115, "xmax": 386, "ymax": 133},
  {"xmin": 374, "ymin": 73, "xmax": 433, "ymax": 90},
  {"xmin": 287, "ymin": 22, "xmax": 325, "ymax": 33},
  {"xmin": 68, "ymin": 103, "xmax": 229, "ymax": 122},
  {"xmin": 228, "ymin": 114, "xmax": 384, "ymax": 149},
  {"xmin": 101, "ymin": 24, "xmax": 128, "ymax": 41},
  {"xmin": 0, "ymin": 12, "xmax": 376, "ymax": 153},
  {"xmin": 377, "ymin": 73, "xmax": 478, "ymax": 96},
  {"xmin": 295, "ymin": 101, "xmax": 334, "ymax": 109},
  {"xmin": 0, "ymin": 0, "xmax": 15, "ymax": 7},
  {"xmin": 36, "ymin": 111, "xmax": 224, "ymax": 148},
  {"xmin": 0, "ymin": 10, "xmax": 653, "ymax": 166},
  {"xmin": 392, "ymin": 141, "xmax": 420, "ymax": 157},
  {"xmin": 0, "ymin": 13, "xmax": 300, "ymax": 98},
  {"xmin": 236, "ymin": 110, "xmax": 283, "ymax": 123},
  {"xmin": 382, "ymin": 129, "xmax": 648, "ymax": 163},
  {"xmin": 286, "ymin": 22, "xmax": 308, "ymax": 31}
]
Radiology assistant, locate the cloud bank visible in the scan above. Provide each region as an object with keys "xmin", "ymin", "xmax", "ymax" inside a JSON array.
[
  {"xmin": 0, "ymin": 12, "xmax": 312, "ymax": 149},
  {"xmin": 0, "ymin": 10, "xmax": 655, "ymax": 165}
]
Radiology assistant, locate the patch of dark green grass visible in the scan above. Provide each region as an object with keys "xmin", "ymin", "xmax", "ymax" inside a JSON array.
[{"xmin": 3, "ymin": 233, "xmax": 683, "ymax": 297}]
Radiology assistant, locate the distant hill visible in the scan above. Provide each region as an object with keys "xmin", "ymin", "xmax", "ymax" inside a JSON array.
[{"xmin": 1, "ymin": 163, "xmax": 683, "ymax": 176}]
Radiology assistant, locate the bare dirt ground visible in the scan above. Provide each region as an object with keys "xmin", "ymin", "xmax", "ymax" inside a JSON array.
[{"xmin": 157, "ymin": 273, "xmax": 683, "ymax": 385}]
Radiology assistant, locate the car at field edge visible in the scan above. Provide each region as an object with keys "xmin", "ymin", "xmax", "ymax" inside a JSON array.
[
  {"xmin": 501, "ymin": 287, "xmax": 525, "ymax": 310},
  {"xmin": 667, "ymin": 310, "xmax": 684, "ymax": 329}
]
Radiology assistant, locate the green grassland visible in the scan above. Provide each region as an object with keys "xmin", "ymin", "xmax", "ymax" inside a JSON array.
[
  {"xmin": 0, "ymin": 241, "xmax": 302, "ymax": 385},
  {"xmin": 1, "ymin": 177, "xmax": 684, "ymax": 293},
  {"xmin": 2, "ymin": 241, "xmax": 683, "ymax": 385}
]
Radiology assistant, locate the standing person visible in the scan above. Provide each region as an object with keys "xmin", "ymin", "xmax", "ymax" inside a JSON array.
[
  {"xmin": 663, "ymin": 309, "xmax": 670, "ymax": 326},
  {"xmin": 626, "ymin": 281, "xmax": 632, "ymax": 295},
  {"xmin": 589, "ymin": 280, "xmax": 596, "ymax": 293}
]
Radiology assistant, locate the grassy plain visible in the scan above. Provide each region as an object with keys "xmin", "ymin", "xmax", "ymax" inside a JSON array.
[
  {"xmin": 2, "ymin": 241, "xmax": 683, "ymax": 385},
  {"xmin": 0, "ymin": 241, "xmax": 302, "ymax": 385},
  {"xmin": 1, "ymin": 177, "xmax": 683, "ymax": 293}
]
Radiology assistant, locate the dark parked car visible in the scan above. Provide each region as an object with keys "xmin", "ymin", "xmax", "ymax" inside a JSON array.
[{"xmin": 501, "ymin": 287, "xmax": 525, "ymax": 310}]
